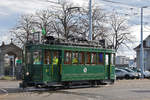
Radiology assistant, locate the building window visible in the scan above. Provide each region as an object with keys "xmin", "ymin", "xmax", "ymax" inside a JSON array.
[{"xmin": 64, "ymin": 51, "xmax": 72, "ymax": 64}]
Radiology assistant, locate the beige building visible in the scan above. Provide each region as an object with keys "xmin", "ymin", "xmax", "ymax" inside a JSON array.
[
  {"xmin": 115, "ymin": 56, "xmax": 130, "ymax": 68},
  {"xmin": 134, "ymin": 35, "xmax": 150, "ymax": 71}
]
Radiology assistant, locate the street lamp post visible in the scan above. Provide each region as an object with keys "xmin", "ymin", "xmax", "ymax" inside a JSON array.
[
  {"xmin": 140, "ymin": 6, "xmax": 147, "ymax": 78},
  {"xmin": 89, "ymin": 0, "xmax": 92, "ymax": 41}
]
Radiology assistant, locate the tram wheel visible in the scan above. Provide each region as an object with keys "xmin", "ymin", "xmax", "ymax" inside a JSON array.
[{"xmin": 90, "ymin": 81, "xmax": 96, "ymax": 87}]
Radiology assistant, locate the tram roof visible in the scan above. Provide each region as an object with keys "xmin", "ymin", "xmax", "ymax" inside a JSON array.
[{"xmin": 25, "ymin": 43, "xmax": 115, "ymax": 53}]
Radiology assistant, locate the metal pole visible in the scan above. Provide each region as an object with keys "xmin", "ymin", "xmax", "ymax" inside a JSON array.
[
  {"xmin": 58, "ymin": 0, "xmax": 60, "ymax": 4},
  {"xmin": 89, "ymin": 0, "xmax": 92, "ymax": 41},
  {"xmin": 140, "ymin": 7, "xmax": 144, "ymax": 78}
]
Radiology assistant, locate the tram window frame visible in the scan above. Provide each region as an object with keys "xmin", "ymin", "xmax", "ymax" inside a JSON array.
[
  {"xmin": 26, "ymin": 52, "xmax": 31, "ymax": 64},
  {"xmin": 52, "ymin": 51, "xmax": 59, "ymax": 64},
  {"xmin": 86, "ymin": 52, "xmax": 91, "ymax": 64},
  {"xmin": 111, "ymin": 53, "xmax": 115, "ymax": 65},
  {"xmin": 33, "ymin": 51, "xmax": 42, "ymax": 65},
  {"xmin": 72, "ymin": 52, "xmax": 78, "ymax": 64},
  {"xmin": 91, "ymin": 52, "xmax": 97, "ymax": 64},
  {"xmin": 44, "ymin": 50, "xmax": 52, "ymax": 65},
  {"xmin": 79, "ymin": 52, "xmax": 85, "ymax": 64},
  {"xmin": 64, "ymin": 51, "xmax": 72, "ymax": 64},
  {"xmin": 98, "ymin": 53, "xmax": 104, "ymax": 65},
  {"xmin": 105, "ymin": 54, "xmax": 109, "ymax": 66}
]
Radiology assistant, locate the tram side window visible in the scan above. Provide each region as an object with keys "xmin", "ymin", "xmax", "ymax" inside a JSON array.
[
  {"xmin": 105, "ymin": 54, "xmax": 109, "ymax": 65},
  {"xmin": 91, "ymin": 53, "xmax": 96, "ymax": 64},
  {"xmin": 33, "ymin": 51, "xmax": 42, "ymax": 64},
  {"xmin": 44, "ymin": 50, "xmax": 51, "ymax": 64},
  {"xmin": 64, "ymin": 51, "xmax": 72, "ymax": 64},
  {"xmin": 72, "ymin": 52, "xmax": 78, "ymax": 64},
  {"xmin": 86, "ymin": 52, "xmax": 91, "ymax": 64},
  {"xmin": 111, "ymin": 54, "xmax": 115, "ymax": 65},
  {"xmin": 98, "ymin": 53, "xmax": 104, "ymax": 65},
  {"xmin": 26, "ymin": 52, "xmax": 31, "ymax": 64},
  {"xmin": 52, "ymin": 51, "xmax": 59, "ymax": 65},
  {"xmin": 79, "ymin": 52, "xmax": 85, "ymax": 64}
]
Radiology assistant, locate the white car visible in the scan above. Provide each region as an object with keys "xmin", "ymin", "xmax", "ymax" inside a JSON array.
[
  {"xmin": 143, "ymin": 71, "xmax": 150, "ymax": 78},
  {"xmin": 115, "ymin": 68, "xmax": 137, "ymax": 79}
]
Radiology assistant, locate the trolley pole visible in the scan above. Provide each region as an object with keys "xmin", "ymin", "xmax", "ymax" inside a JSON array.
[
  {"xmin": 89, "ymin": 0, "xmax": 92, "ymax": 41},
  {"xmin": 140, "ymin": 6, "xmax": 147, "ymax": 79}
]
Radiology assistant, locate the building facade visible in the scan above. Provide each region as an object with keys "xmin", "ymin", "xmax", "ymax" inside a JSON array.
[
  {"xmin": 0, "ymin": 42, "xmax": 22, "ymax": 77},
  {"xmin": 115, "ymin": 56, "xmax": 130, "ymax": 68},
  {"xmin": 134, "ymin": 35, "xmax": 150, "ymax": 71}
]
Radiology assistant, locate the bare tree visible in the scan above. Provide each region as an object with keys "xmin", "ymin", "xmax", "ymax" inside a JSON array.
[
  {"xmin": 107, "ymin": 11, "xmax": 132, "ymax": 51},
  {"xmin": 92, "ymin": 6, "xmax": 108, "ymax": 40},
  {"xmin": 11, "ymin": 15, "xmax": 34, "ymax": 47},
  {"xmin": 34, "ymin": 9, "xmax": 53, "ymax": 36},
  {"xmin": 77, "ymin": 6, "xmax": 108, "ymax": 40},
  {"xmin": 51, "ymin": 2, "xmax": 81, "ymax": 40}
]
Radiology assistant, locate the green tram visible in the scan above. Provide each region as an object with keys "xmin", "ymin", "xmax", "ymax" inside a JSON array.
[{"xmin": 21, "ymin": 41, "xmax": 115, "ymax": 88}]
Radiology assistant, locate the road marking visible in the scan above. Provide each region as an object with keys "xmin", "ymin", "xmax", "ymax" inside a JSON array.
[{"xmin": 0, "ymin": 88, "xmax": 8, "ymax": 97}]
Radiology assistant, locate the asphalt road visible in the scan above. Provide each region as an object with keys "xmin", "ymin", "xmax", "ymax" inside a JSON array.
[{"xmin": 0, "ymin": 79, "xmax": 150, "ymax": 100}]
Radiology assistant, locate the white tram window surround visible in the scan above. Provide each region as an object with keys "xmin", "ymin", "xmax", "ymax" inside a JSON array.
[
  {"xmin": 91, "ymin": 53, "xmax": 96, "ymax": 64},
  {"xmin": 111, "ymin": 54, "xmax": 115, "ymax": 65},
  {"xmin": 105, "ymin": 54, "xmax": 109, "ymax": 65}
]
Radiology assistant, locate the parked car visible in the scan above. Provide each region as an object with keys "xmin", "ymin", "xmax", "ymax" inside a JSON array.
[
  {"xmin": 131, "ymin": 69, "xmax": 141, "ymax": 79},
  {"xmin": 115, "ymin": 68, "xmax": 138, "ymax": 79},
  {"xmin": 115, "ymin": 68, "xmax": 126, "ymax": 79},
  {"xmin": 122, "ymin": 68, "xmax": 139, "ymax": 79},
  {"xmin": 136, "ymin": 69, "xmax": 150, "ymax": 78}
]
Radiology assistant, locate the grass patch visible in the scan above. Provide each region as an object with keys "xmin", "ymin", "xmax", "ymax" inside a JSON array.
[{"xmin": 0, "ymin": 76, "xmax": 15, "ymax": 80}]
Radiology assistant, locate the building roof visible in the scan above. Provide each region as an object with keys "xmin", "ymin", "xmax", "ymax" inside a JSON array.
[
  {"xmin": 134, "ymin": 35, "xmax": 150, "ymax": 50},
  {"xmin": 134, "ymin": 40, "xmax": 147, "ymax": 50},
  {"xmin": 0, "ymin": 42, "xmax": 22, "ymax": 51}
]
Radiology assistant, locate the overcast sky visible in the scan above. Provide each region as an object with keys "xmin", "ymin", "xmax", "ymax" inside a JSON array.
[{"xmin": 1, "ymin": 0, "xmax": 150, "ymax": 58}]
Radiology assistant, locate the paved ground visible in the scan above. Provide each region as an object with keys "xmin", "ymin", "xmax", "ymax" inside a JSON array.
[{"xmin": 0, "ymin": 79, "xmax": 150, "ymax": 100}]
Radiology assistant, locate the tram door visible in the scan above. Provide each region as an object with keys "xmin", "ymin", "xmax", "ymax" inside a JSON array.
[
  {"xmin": 52, "ymin": 51, "xmax": 61, "ymax": 82},
  {"xmin": 105, "ymin": 54, "xmax": 111, "ymax": 79}
]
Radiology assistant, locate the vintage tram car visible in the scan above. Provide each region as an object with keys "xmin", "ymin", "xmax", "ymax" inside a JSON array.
[{"xmin": 20, "ymin": 37, "xmax": 115, "ymax": 88}]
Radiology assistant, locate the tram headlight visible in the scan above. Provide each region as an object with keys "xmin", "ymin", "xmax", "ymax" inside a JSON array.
[{"xmin": 26, "ymin": 72, "xmax": 29, "ymax": 76}]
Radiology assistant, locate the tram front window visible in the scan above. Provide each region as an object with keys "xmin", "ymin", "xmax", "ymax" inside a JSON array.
[
  {"xmin": 33, "ymin": 51, "xmax": 41, "ymax": 64},
  {"xmin": 27, "ymin": 52, "xmax": 31, "ymax": 64}
]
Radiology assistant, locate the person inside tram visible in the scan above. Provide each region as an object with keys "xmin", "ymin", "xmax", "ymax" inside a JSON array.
[
  {"xmin": 53, "ymin": 56, "xmax": 58, "ymax": 65},
  {"xmin": 72, "ymin": 57, "xmax": 78, "ymax": 64},
  {"xmin": 33, "ymin": 52, "xmax": 41, "ymax": 64}
]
